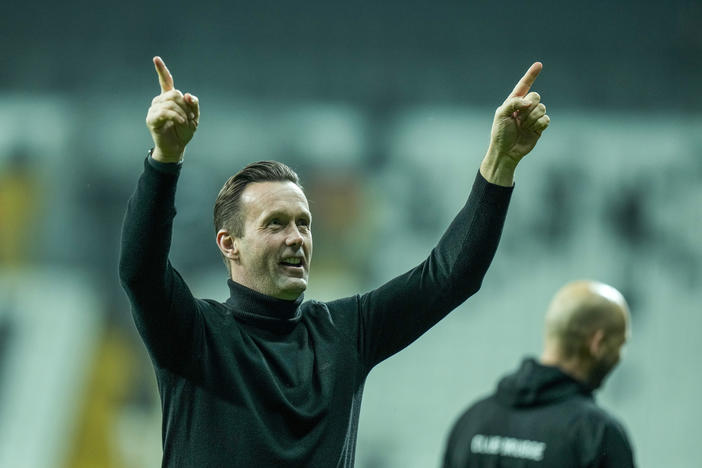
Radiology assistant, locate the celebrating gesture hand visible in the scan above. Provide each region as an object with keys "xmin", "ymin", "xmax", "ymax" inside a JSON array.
[
  {"xmin": 146, "ymin": 57, "xmax": 200, "ymax": 163},
  {"xmin": 481, "ymin": 62, "xmax": 550, "ymax": 186}
]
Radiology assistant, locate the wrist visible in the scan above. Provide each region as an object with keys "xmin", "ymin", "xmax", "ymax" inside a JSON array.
[
  {"xmin": 480, "ymin": 147, "xmax": 517, "ymax": 187},
  {"xmin": 151, "ymin": 147, "xmax": 184, "ymax": 163}
]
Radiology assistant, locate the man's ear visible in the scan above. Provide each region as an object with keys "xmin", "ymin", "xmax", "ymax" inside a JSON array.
[
  {"xmin": 588, "ymin": 329, "xmax": 606, "ymax": 358},
  {"xmin": 216, "ymin": 229, "xmax": 239, "ymax": 262}
]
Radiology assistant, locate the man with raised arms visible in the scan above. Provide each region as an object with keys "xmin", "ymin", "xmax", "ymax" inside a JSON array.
[{"xmin": 119, "ymin": 56, "xmax": 550, "ymax": 467}]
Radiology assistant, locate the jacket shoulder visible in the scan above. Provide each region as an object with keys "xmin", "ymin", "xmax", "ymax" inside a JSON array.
[{"xmin": 570, "ymin": 401, "xmax": 635, "ymax": 466}]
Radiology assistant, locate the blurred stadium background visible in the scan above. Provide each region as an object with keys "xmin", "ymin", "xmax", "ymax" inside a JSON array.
[{"xmin": 1, "ymin": 1, "xmax": 700, "ymax": 466}]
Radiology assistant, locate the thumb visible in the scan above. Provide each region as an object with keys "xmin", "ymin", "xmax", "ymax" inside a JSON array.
[{"xmin": 497, "ymin": 96, "xmax": 529, "ymax": 118}]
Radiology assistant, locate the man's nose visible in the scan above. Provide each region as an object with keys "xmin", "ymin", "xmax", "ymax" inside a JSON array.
[{"xmin": 285, "ymin": 225, "xmax": 304, "ymax": 247}]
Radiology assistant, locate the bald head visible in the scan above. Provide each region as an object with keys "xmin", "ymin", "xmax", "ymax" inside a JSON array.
[{"xmin": 542, "ymin": 280, "xmax": 630, "ymax": 388}]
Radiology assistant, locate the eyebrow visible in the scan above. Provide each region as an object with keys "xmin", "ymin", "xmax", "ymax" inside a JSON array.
[{"xmin": 263, "ymin": 210, "xmax": 311, "ymax": 222}]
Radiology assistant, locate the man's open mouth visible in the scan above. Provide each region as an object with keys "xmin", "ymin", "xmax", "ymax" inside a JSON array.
[{"xmin": 280, "ymin": 257, "xmax": 303, "ymax": 267}]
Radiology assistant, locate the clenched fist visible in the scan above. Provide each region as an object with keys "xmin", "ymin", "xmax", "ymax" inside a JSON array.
[{"xmin": 146, "ymin": 56, "xmax": 200, "ymax": 163}]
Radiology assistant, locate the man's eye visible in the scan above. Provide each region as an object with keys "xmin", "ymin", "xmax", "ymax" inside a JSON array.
[{"xmin": 269, "ymin": 219, "xmax": 282, "ymax": 226}]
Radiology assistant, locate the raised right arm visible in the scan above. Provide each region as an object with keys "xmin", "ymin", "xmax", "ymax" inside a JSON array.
[{"xmin": 118, "ymin": 57, "xmax": 201, "ymax": 365}]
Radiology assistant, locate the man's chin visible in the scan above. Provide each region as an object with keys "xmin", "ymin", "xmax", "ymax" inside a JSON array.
[
  {"xmin": 276, "ymin": 279, "xmax": 307, "ymax": 300},
  {"xmin": 588, "ymin": 363, "xmax": 614, "ymax": 390}
]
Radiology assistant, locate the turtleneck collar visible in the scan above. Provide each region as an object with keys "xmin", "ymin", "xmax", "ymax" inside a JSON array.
[{"xmin": 225, "ymin": 279, "xmax": 303, "ymax": 332}]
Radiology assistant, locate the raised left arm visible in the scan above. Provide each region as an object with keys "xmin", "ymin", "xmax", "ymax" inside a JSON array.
[{"xmin": 349, "ymin": 62, "xmax": 551, "ymax": 369}]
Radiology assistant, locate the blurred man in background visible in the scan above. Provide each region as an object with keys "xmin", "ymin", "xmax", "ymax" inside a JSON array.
[
  {"xmin": 119, "ymin": 56, "xmax": 550, "ymax": 467},
  {"xmin": 442, "ymin": 280, "xmax": 635, "ymax": 467}
]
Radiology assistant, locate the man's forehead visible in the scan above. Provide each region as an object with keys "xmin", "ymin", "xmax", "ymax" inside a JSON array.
[{"xmin": 241, "ymin": 181, "xmax": 310, "ymax": 213}]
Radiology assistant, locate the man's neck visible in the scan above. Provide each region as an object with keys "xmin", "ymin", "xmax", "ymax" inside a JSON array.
[{"xmin": 539, "ymin": 350, "xmax": 590, "ymax": 385}]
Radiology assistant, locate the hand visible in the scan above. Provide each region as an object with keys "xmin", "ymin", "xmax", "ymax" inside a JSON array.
[
  {"xmin": 480, "ymin": 62, "xmax": 550, "ymax": 186},
  {"xmin": 145, "ymin": 56, "xmax": 200, "ymax": 163}
]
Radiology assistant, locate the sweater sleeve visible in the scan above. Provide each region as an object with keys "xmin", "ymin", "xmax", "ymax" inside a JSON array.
[
  {"xmin": 118, "ymin": 157, "xmax": 202, "ymax": 367},
  {"xmin": 353, "ymin": 170, "xmax": 513, "ymax": 369}
]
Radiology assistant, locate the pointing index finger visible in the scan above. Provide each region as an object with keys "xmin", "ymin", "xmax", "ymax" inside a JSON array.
[
  {"xmin": 508, "ymin": 62, "xmax": 543, "ymax": 99},
  {"xmin": 153, "ymin": 56, "xmax": 174, "ymax": 94}
]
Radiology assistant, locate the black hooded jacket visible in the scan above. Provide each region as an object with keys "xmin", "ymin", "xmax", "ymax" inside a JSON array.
[{"xmin": 442, "ymin": 358, "xmax": 635, "ymax": 468}]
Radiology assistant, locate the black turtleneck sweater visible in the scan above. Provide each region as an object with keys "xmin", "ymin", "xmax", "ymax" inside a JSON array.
[
  {"xmin": 119, "ymin": 157, "xmax": 513, "ymax": 467},
  {"xmin": 442, "ymin": 358, "xmax": 636, "ymax": 468}
]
